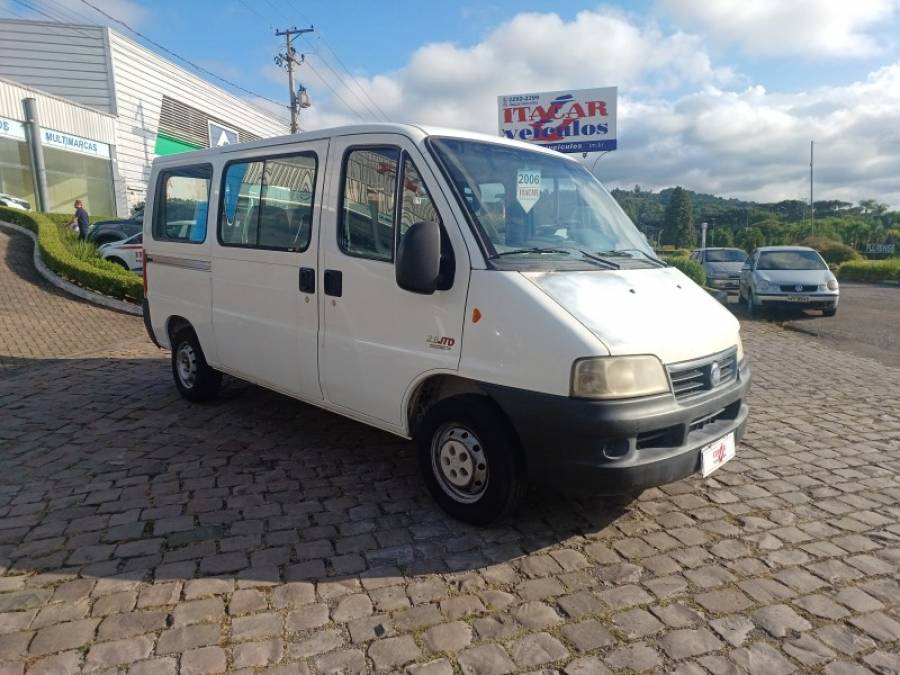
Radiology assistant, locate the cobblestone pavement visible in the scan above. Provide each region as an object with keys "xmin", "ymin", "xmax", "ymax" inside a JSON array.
[
  {"xmin": 0, "ymin": 228, "xmax": 141, "ymax": 371},
  {"xmin": 0, "ymin": 293, "xmax": 899, "ymax": 672}
]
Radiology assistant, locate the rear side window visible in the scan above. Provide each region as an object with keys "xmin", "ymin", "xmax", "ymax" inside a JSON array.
[
  {"xmin": 220, "ymin": 152, "xmax": 317, "ymax": 251},
  {"xmin": 153, "ymin": 165, "xmax": 212, "ymax": 243},
  {"xmin": 339, "ymin": 147, "xmax": 399, "ymax": 261}
]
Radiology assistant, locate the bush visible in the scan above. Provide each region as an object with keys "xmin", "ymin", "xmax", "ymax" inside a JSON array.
[
  {"xmin": 664, "ymin": 255, "xmax": 707, "ymax": 286},
  {"xmin": 838, "ymin": 259, "xmax": 900, "ymax": 283},
  {"xmin": 802, "ymin": 236, "xmax": 862, "ymax": 264},
  {"xmin": 655, "ymin": 247, "xmax": 692, "ymax": 258},
  {"xmin": 0, "ymin": 206, "xmax": 143, "ymax": 302}
]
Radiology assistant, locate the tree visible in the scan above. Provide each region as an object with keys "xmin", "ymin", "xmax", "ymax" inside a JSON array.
[
  {"xmin": 662, "ymin": 187, "xmax": 695, "ymax": 247},
  {"xmin": 709, "ymin": 227, "xmax": 735, "ymax": 247},
  {"xmin": 739, "ymin": 227, "xmax": 765, "ymax": 253}
]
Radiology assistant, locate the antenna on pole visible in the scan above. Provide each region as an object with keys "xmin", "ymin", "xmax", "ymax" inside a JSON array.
[
  {"xmin": 275, "ymin": 25, "xmax": 314, "ymax": 133},
  {"xmin": 810, "ymin": 140, "xmax": 815, "ymax": 235}
]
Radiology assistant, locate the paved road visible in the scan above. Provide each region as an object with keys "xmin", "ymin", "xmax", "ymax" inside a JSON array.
[
  {"xmin": 0, "ymin": 228, "xmax": 141, "ymax": 370},
  {"xmin": 728, "ymin": 282, "xmax": 900, "ymax": 368},
  {"xmin": 0, "ymin": 244, "xmax": 898, "ymax": 674}
]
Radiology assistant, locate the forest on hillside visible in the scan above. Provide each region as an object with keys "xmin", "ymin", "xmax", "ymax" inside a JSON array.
[{"xmin": 611, "ymin": 186, "xmax": 900, "ymax": 260}]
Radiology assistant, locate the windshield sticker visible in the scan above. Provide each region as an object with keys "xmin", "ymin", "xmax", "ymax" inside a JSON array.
[{"xmin": 516, "ymin": 169, "xmax": 541, "ymax": 213}]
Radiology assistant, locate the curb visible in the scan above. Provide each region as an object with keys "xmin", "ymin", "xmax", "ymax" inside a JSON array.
[{"xmin": 0, "ymin": 220, "xmax": 142, "ymax": 317}]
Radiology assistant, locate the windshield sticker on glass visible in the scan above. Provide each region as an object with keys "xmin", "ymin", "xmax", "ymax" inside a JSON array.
[{"xmin": 516, "ymin": 169, "xmax": 541, "ymax": 213}]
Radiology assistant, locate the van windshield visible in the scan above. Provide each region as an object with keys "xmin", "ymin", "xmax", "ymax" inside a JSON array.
[{"xmin": 429, "ymin": 138, "xmax": 653, "ymax": 265}]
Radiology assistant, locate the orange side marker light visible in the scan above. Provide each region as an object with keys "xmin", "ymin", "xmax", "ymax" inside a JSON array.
[{"xmin": 472, "ymin": 308, "xmax": 482, "ymax": 323}]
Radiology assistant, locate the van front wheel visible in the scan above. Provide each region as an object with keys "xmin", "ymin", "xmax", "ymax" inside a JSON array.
[
  {"xmin": 417, "ymin": 396, "xmax": 526, "ymax": 525},
  {"xmin": 171, "ymin": 329, "xmax": 221, "ymax": 402}
]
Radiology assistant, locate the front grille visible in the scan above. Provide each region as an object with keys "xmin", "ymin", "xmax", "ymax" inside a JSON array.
[
  {"xmin": 668, "ymin": 349, "xmax": 738, "ymax": 401},
  {"xmin": 779, "ymin": 284, "xmax": 817, "ymax": 292}
]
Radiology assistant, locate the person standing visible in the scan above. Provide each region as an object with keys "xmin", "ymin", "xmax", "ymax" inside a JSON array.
[{"xmin": 72, "ymin": 200, "xmax": 90, "ymax": 239}]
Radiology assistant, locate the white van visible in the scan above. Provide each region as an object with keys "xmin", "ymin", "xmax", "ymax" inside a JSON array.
[{"xmin": 142, "ymin": 123, "xmax": 750, "ymax": 524}]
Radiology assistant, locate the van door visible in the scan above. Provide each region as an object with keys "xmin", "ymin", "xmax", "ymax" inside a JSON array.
[
  {"xmin": 319, "ymin": 135, "xmax": 469, "ymax": 428},
  {"xmin": 211, "ymin": 140, "xmax": 327, "ymax": 400}
]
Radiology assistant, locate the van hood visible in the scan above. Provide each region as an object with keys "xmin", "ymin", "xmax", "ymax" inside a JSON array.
[{"xmin": 522, "ymin": 267, "xmax": 740, "ymax": 364}]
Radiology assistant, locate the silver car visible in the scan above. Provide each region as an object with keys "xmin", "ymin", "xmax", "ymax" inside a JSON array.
[
  {"xmin": 691, "ymin": 247, "xmax": 748, "ymax": 293},
  {"xmin": 740, "ymin": 246, "xmax": 839, "ymax": 317}
]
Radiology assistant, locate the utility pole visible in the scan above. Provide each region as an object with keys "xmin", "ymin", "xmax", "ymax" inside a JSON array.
[
  {"xmin": 810, "ymin": 140, "xmax": 815, "ymax": 234},
  {"xmin": 275, "ymin": 25, "xmax": 314, "ymax": 133}
]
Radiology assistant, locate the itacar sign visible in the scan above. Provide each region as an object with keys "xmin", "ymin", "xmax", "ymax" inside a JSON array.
[{"xmin": 498, "ymin": 86, "xmax": 617, "ymax": 154}]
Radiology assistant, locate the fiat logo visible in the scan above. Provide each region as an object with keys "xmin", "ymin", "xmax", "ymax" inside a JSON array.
[
  {"xmin": 709, "ymin": 362, "xmax": 721, "ymax": 388},
  {"xmin": 795, "ymin": 284, "xmax": 803, "ymax": 292}
]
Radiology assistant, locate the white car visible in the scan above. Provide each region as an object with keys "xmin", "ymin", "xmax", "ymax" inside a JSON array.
[
  {"xmin": 99, "ymin": 232, "xmax": 143, "ymax": 274},
  {"xmin": 0, "ymin": 193, "xmax": 30, "ymax": 210},
  {"xmin": 142, "ymin": 123, "xmax": 750, "ymax": 524}
]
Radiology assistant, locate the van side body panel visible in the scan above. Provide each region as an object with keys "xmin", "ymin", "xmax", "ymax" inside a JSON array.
[{"xmin": 143, "ymin": 163, "xmax": 216, "ymax": 356}]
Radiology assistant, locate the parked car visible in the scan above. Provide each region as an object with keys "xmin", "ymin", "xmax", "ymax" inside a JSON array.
[
  {"xmin": 0, "ymin": 193, "xmax": 30, "ymax": 210},
  {"xmin": 142, "ymin": 123, "xmax": 750, "ymax": 524},
  {"xmin": 87, "ymin": 209, "xmax": 143, "ymax": 245},
  {"xmin": 690, "ymin": 247, "xmax": 747, "ymax": 293},
  {"xmin": 740, "ymin": 245, "xmax": 839, "ymax": 316},
  {"xmin": 99, "ymin": 232, "xmax": 142, "ymax": 274}
]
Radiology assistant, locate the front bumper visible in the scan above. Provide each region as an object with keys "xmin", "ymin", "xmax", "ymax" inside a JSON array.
[
  {"xmin": 709, "ymin": 277, "xmax": 741, "ymax": 291},
  {"xmin": 757, "ymin": 292, "xmax": 838, "ymax": 309},
  {"xmin": 483, "ymin": 361, "xmax": 751, "ymax": 495}
]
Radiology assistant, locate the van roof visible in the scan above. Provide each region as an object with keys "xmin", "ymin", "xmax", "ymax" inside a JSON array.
[{"xmin": 151, "ymin": 122, "xmax": 578, "ymax": 166}]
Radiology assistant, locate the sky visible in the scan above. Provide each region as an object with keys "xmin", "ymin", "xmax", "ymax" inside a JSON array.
[{"xmin": 4, "ymin": 0, "xmax": 900, "ymax": 206}]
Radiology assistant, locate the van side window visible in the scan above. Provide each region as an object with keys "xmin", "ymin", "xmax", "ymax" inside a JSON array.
[
  {"xmin": 399, "ymin": 157, "xmax": 440, "ymax": 235},
  {"xmin": 339, "ymin": 147, "xmax": 399, "ymax": 262},
  {"xmin": 154, "ymin": 165, "xmax": 212, "ymax": 243},
  {"xmin": 220, "ymin": 153, "xmax": 317, "ymax": 251}
]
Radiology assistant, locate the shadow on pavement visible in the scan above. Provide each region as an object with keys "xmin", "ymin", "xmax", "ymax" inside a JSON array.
[{"xmin": 0, "ymin": 353, "xmax": 633, "ymax": 589}]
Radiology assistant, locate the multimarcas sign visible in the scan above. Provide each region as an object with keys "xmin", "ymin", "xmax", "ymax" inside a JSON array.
[
  {"xmin": 497, "ymin": 86, "xmax": 617, "ymax": 154},
  {"xmin": 42, "ymin": 129, "xmax": 110, "ymax": 159}
]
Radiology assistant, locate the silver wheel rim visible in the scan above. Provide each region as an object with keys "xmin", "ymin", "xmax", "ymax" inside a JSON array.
[
  {"xmin": 176, "ymin": 343, "xmax": 198, "ymax": 389},
  {"xmin": 431, "ymin": 423, "xmax": 489, "ymax": 504}
]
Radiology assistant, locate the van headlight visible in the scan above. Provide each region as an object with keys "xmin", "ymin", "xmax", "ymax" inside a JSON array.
[
  {"xmin": 736, "ymin": 336, "xmax": 745, "ymax": 365},
  {"xmin": 827, "ymin": 278, "xmax": 838, "ymax": 291},
  {"xmin": 571, "ymin": 355, "xmax": 670, "ymax": 400}
]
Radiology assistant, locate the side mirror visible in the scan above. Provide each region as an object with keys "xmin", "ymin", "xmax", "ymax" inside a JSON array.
[{"xmin": 396, "ymin": 221, "xmax": 441, "ymax": 295}]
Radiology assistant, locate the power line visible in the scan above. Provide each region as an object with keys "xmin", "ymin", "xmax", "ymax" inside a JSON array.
[
  {"xmin": 302, "ymin": 57, "xmax": 366, "ymax": 121},
  {"xmin": 236, "ymin": 0, "xmax": 272, "ymax": 27},
  {"xmin": 6, "ymin": 0, "xmax": 99, "ymax": 40},
  {"xmin": 302, "ymin": 43, "xmax": 381, "ymax": 120},
  {"xmin": 77, "ymin": 0, "xmax": 287, "ymax": 111},
  {"xmin": 283, "ymin": 1, "xmax": 390, "ymax": 121},
  {"xmin": 312, "ymin": 34, "xmax": 390, "ymax": 121}
]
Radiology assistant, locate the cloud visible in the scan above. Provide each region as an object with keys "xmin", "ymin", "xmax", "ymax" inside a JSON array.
[
  {"xmin": 657, "ymin": 0, "xmax": 898, "ymax": 58},
  {"xmin": 37, "ymin": 0, "xmax": 149, "ymax": 28},
  {"xmin": 593, "ymin": 64, "xmax": 900, "ymax": 206},
  {"xmin": 297, "ymin": 7, "xmax": 900, "ymax": 207}
]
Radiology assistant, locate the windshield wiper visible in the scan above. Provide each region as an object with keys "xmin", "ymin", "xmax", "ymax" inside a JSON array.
[
  {"xmin": 490, "ymin": 247, "xmax": 572, "ymax": 258},
  {"xmin": 596, "ymin": 249, "xmax": 667, "ymax": 267}
]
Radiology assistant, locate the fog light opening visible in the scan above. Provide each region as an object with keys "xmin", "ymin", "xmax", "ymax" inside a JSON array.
[{"xmin": 602, "ymin": 440, "xmax": 630, "ymax": 460}]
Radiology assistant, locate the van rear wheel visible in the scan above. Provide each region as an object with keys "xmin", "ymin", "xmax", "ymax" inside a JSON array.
[
  {"xmin": 417, "ymin": 396, "xmax": 526, "ymax": 525},
  {"xmin": 171, "ymin": 329, "xmax": 221, "ymax": 402}
]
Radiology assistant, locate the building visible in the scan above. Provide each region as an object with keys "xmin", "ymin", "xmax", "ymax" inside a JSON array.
[{"xmin": 0, "ymin": 18, "xmax": 288, "ymax": 216}]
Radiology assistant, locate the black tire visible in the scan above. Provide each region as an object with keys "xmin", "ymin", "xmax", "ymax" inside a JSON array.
[
  {"xmin": 416, "ymin": 395, "xmax": 526, "ymax": 525},
  {"xmin": 171, "ymin": 328, "xmax": 221, "ymax": 402},
  {"xmin": 108, "ymin": 257, "xmax": 130, "ymax": 271},
  {"xmin": 822, "ymin": 306, "xmax": 837, "ymax": 317}
]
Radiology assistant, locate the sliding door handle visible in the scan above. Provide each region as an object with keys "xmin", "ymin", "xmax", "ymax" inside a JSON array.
[
  {"xmin": 324, "ymin": 269, "xmax": 342, "ymax": 297},
  {"xmin": 299, "ymin": 267, "xmax": 315, "ymax": 293}
]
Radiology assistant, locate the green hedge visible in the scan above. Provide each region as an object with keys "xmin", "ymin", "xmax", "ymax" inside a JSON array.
[
  {"xmin": 0, "ymin": 207, "xmax": 143, "ymax": 302},
  {"xmin": 801, "ymin": 236, "xmax": 862, "ymax": 264},
  {"xmin": 664, "ymin": 255, "xmax": 707, "ymax": 286},
  {"xmin": 838, "ymin": 258, "xmax": 900, "ymax": 283}
]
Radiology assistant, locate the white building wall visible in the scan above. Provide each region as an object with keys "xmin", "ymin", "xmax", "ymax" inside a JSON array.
[
  {"xmin": 0, "ymin": 77, "xmax": 117, "ymax": 144},
  {"xmin": 0, "ymin": 20, "xmax": 116, "ymax": 113},
  {"xmin": 107, "ymin": 30, "xmax": 289, "ymax": 211}
]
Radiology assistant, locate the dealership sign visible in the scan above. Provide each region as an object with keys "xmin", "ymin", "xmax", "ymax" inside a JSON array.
[
  {"xmin": 498, "ymin": 86, "xmax": 617, "ymax": 154},
  {"xmin": 0, "ymin": 116, "xmax": 26, "ymax": 142},
  {"xmin": 42, "ymin": 129, "xmax": 110, "ymax": 158},
  {"xmin": 209, "ymin": 121, "xmax": 239, "ymax": 147}
]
